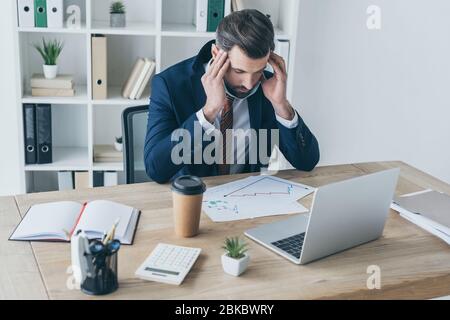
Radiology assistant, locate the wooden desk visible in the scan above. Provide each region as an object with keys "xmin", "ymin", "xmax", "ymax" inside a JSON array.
[{"xmin": 2, "ymin": 162, "xmax": 450, "ymax": 300}]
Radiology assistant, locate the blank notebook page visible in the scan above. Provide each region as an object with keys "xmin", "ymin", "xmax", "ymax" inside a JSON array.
[
  {"xmin": 75, "ymin": 200, "xmax": 134, "ymax": 237},
  {"xmin": 12, "ymin": 201, "xmax": 82, "ymax": 239}
]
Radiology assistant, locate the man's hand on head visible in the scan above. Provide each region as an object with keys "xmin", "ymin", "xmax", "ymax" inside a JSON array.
[
  {"xmin": 201, "ymin": 50, "xmax": 231, "ymax": 124},
  {"xmin": 262, "ymin": 52, "xmax": 295, "ymax": 121}
]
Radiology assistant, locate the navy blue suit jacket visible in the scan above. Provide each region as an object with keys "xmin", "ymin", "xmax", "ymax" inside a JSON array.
[{"xmin": 144, "ymin": 40, "xmax": 320, "ymax": 184}]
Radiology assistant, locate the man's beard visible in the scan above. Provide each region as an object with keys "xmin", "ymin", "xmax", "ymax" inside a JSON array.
[{"xmin": 225, "ymin": 81, "xmax": 260, "ymax": 99}]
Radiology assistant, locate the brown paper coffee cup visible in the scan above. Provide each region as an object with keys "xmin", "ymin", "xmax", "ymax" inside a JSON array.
[{"xmin": 171, "ymin": 176, "xmax": 206, "ymax": 238}]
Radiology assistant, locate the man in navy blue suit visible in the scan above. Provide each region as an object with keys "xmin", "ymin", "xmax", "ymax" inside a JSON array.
[{"xmin": 144, "ymin": 9, "xmax": 320, "ymax": 184}]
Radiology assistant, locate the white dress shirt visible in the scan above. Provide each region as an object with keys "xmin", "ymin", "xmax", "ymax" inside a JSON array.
[{"xmin": 195, "ymin": 59, "xmax": 299, "ymax": 174}]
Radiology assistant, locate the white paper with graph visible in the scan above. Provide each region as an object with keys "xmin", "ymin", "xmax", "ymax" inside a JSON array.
[{"xmin": 202, "ymin": 176, "xmax": 316, "ymax": 222}]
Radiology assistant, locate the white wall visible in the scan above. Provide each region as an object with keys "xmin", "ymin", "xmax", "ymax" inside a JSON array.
[
  {"xmin": 293, "ymin": 0, "xmax": 450, "ymax": 184},
  {"xmin": 0, "ymin": 0, "xmax": 23, "ymax": 196}
]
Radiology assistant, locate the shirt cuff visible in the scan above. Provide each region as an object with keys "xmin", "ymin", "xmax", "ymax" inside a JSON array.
[
  {"xmin": 276, "ymin": 111, "xmax": 299, "ymax": 129},
  {"xmin": 196, "ymin": 109, "xmax": 217, "ymax": 135}
]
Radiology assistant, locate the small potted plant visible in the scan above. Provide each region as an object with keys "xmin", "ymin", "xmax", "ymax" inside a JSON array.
[
  {"xmin": 221, "ymin": 237, "xmax": 250, "ymax": 277},
  {"xmin": 114, "ymin": 136, "xmax": 123, "ymax": 152},
  {"xmin": 34, "ymin": 38, "xmax": 64, "ymax": 79},
  {"xmin": 110, "ymin": 1, "xmax": 126, "ymax": 28}
]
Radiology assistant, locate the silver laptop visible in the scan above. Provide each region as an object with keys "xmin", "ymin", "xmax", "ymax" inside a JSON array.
[{"xmin": 245, "ymin": 169, "xmax": 400, "ymax": 265}]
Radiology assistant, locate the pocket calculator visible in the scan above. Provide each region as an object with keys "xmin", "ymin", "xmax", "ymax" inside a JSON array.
[{"xmin": 135, "ymin": 243, "xmax": 201, "ymax": 285}]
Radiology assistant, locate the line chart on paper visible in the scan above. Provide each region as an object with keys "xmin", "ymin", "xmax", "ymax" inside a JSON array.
[
  {"xmin": 223, "ymin": 176, "xmax": 307, "ymax": 198},
  {"xmin": 202, "ymin": 176, "xmax": 315, "ymax": 222}
]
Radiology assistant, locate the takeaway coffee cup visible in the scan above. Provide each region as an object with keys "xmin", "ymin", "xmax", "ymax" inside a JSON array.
[{"xmin": 171, "ymin": 175, "xmax": 206, "ymax": 238}]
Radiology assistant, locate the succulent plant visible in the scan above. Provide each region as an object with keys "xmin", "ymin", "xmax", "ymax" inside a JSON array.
[
  {"xmin": 110, "ymin": 1, "xmax": 126, "ymax": 14},
  {"xmin": 222, "ymin": 237, "xmax": 248, "ymax": 259}
]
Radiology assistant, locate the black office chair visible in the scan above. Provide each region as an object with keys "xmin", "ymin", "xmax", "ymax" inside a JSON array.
[{"xmin": 122, "ymin": 105, "xmax": 152, "ymax": 184}]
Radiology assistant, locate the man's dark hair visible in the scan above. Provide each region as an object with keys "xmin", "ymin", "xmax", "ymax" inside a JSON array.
[{"xmin": 216, "ymin": 9, "xmax": 275, "ymax": 59}]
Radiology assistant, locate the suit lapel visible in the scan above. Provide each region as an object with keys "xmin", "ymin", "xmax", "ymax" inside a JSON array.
[
  {"xmin": 189, "ymin": 40, "xmax": 214, "ymax": 112},
  {"xmin": 190, "ymin": 72, "xmax": 207, "ymax": 112}
]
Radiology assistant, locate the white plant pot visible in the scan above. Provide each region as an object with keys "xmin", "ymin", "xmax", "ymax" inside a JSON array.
[
  {"xmin": 43, "ymin": 65, "xmax": 58, "ymax": 79},
  {"xmin": 221, "ymin": 253, "xmax": 250, "ymax": 277}
]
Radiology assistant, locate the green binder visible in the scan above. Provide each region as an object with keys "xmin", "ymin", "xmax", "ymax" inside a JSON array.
[
  {"xmin": 207, "ymin": 0, "xmax": 225, "ymax": 32},
  {"xmin": 34, "ymin": 0, "xmax": 47, "ymax": 28}
]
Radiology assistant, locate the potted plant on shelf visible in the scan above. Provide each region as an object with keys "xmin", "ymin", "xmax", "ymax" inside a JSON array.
[
  {"xmin": 33, "ymin": 38, "xmax": 64, "ymax": 79},
  {"xmin": 110, "ymin": 1, "xmax": 126, "ymax": 28},
  {"xmin": 221, "ymin": 237, "xmax": 250, "ymax": 277},
  {"xmin": 114, "ymin": 136, "xmax": 123, "ymax": 152}
]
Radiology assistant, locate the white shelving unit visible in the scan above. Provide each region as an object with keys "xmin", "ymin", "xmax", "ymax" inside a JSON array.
[{"xmin": 13, "ymin": 0, "xmax": 300, "ymax": 193}]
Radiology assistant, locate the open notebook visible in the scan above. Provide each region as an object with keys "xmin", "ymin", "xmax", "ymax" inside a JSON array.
[{"xmin": 9, "ymin": 200, "xmax": 140, "ymax": 245}]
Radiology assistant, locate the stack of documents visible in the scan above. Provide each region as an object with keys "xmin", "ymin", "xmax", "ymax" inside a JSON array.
[
  {"xmin": 31, "ymin": 74, "xmax": 75, "ymax": 97},
  {"xmin": 391, "ymin": 190, "xmax": 450, "ymax": 245},
  {"xmin": 94, "ymin": 145, "xmax": 123, "ymax": 163},
  {"xmin": 202, "ymin": 175, "xmax": 315, "ymax": 222}
]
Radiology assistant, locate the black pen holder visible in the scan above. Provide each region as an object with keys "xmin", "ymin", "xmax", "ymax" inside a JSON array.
[{"xmin": 81, "ymin": 241, "xmax": 119, "ymax": 296}]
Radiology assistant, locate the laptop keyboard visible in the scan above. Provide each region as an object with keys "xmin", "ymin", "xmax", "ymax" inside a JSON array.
[{"xmin": 271, "ymin": 233, "xmax": 305, "ymax": 259}]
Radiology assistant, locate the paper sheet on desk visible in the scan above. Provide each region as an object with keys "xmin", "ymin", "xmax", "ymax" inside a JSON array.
[
  {"xmin": 391, "ymin": 203, "xmax": 450, "ymax": 245},
  {"xmin": 394, "ymin": 190, "xmax": 450, "ymax": 228},
  {"xmin": 391, "ymin": 189, "xmax": 450, "ymax": 245},
  {"xmin": 202, "ymin": 175, "xmax": 315, "ymax": 222}
]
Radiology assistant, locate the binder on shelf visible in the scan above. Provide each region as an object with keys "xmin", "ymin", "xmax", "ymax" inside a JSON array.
[
  {"xmin": 91, "ymin": 34, "xmax": 108, "ymax": 100},
  {"xmin": 35, "ymin": 104, "xmax": 52, "ymax": 164},
  {"xmin": 196, "ymin": 0, "xmax": 208, "ymax": 32},
  {"xmin": 275, "ymin": 40, "xmax": 290, "ymax": 69},
  {"xmin": 23, "ymin": 104, "xmax": 37, "ymax": 164},
  {"xmin": 267, "ymin": 40, "xmax": 290, "ymax": 74},
  {"xmin": 93, "ymin": 171, "xmax": 104, "ymax": 188},
  {"xmin": 58, "ymin": 171, "xmax": 74, "ymax": 191},
  {"xmin": 104, "ymin": 171, "xmax": 119, "ymax": 187},
  {"xmin": 46, "ymin": 0, "xmax": 63, "ymax": 29},
  {"xmin": 231, "ymin": 0, "xmax": 245, "ymax": 12},
  {"xmin": 34, "ymin": 0, "xmax": 47, "ymax": 28},
  {"xmin": 207, "ymin": 0, "xmax": 225, "ymax": 32},
  {"xmin": 18, "ymin": 0, "xmax": 35, "ymax": 27},
  {"xmin": 225, "ymin": 0, "xmax": 232, "ymax": 16},
  {"xmin": 74, "ymin": 171, "xmax": 90, "ymax": 189}
]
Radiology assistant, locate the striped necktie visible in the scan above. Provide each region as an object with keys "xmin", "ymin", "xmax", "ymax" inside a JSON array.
[{"xmin": 218, "ymin": 94, "xmax": 235, "ymax": 175}]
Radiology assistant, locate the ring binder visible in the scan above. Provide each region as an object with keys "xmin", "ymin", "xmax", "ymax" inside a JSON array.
[
  {"xmin": 36, "ymin": 104, "xmax": 52, "ymax": 164},
  {"xmin": 34, "ymin": 0, "xmax": 47, "ymax": 28},
  {"xmin": 207, "ymin": 0, "xmax": 225, "ymax": 32},
  {"xmin": 91, "ymin": 35, "xmax": 108, "ymax": 100},
  {"xmin": 23, "ymin": 104, "xmax": 37, "ymax": 164},
  {"xmin": 18, "ymin": 0, "xmax": 35, "ymax": 27},
  {"xmin": 47, "ymin": 0, "xmax": 63, "ymax": 29}
]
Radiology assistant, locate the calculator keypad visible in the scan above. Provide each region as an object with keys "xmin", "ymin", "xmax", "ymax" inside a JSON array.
[{"xmin": 136, "ymin": 243, "xmax": 201, "ymax": 285}]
